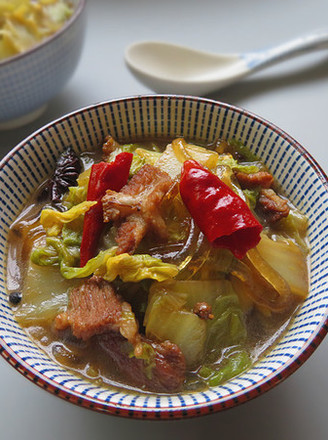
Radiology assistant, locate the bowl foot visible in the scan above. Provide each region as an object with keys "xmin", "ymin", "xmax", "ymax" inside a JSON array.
[{"xmin": 0, "ymin": 105, "xmax": 47, "ymax": 130}]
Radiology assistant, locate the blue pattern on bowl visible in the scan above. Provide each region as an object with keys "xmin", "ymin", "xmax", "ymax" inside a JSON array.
[
  {"xmin": 0, "ymin": 0, "xmax": 86, "ymax": 125},
  {"xmin": 0, "ymin": 95, "xmax": 327, "ymax": 418}
]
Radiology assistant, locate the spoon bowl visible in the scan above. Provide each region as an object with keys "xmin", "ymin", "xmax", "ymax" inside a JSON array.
[
  {"xmin": 125, "ymin": 30, "xmax": 328, "ymax": 95},
  {"xmin": 125, "ymin": 42, "xmax": 248, "ymax": 95}
]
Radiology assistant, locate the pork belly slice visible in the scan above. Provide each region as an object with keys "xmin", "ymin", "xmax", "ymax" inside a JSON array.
[
  {"xmin": 257, "ymin": 188, "xmax": 290, "ymax": 224},
  {"xmin": 98, "ymin": 332, "xmax": 186, "ymax": 393},
  {"xmin": 235, "ymin": 170, "xmax": 274, "ymax": 189},
  {"xmin": 102, "ymin": 135, "xmax": 122, "ymax": 161},
  {"xmin": 54, "ymin": 275, "xmax": 186, "ymax": 392},
  {"xmin": 54, "ymin": 276, "xmax": 139, "ymax": 344},
  {"xmin": 102, "ymin": 164, "xmax": 172, "ymax": 254}
]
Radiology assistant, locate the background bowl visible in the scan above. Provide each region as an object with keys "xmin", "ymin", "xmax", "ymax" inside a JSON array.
[
  {"xmin": 1, "ymin": 95, "xmax": 328, "ymax": 419},
  {"xmin": 0, "ymin": 0, "xmax": 86, "ymax": 130}
]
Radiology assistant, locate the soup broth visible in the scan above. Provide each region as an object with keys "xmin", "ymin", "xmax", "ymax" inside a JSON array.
[{"xmin": 7, "ymin": 136, "xmax": 309, "ymax": 393}]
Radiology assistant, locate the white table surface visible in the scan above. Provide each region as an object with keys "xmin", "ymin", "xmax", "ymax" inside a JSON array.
[{"xmin": 1, "ymin": 0, "xmax": 328, "ymax": 438}]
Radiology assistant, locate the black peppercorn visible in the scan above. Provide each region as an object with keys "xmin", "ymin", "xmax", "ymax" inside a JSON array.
[{"xmin": 9, "ymin": 291, "xmax": 22, "ymax": 305}]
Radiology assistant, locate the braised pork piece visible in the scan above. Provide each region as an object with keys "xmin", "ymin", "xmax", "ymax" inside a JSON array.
[
  {"xmin": 7, "ymin": 136, "xmax": 309, "ymax": 393},
  {"xmin": 102, "ymin": 164, "xmax": 172, "ymax": 255}
]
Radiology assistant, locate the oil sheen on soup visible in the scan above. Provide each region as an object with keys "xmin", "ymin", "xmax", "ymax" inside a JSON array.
[{"xmin": 7, "ymin": 136, "xmax": 309, "ymax": 393}]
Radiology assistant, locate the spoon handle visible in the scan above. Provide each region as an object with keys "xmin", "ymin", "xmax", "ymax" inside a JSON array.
[{"xmin": 244, "ymin": 29, "xmax": 328, "ymax": 70}]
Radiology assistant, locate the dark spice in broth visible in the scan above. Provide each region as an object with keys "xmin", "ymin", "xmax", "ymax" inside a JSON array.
[{"xmin": 7, "ymin": 136, "xmax": 309, "ymax": 393}]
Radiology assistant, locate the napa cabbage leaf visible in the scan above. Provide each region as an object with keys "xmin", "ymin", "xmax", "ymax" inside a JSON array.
[
  {"xmin": 64, "ymin": 168, "xmax": 91, "ymax": 207},
  {"xmin": 40, "ymin": 201, "xmax": 96, "ymax": 236},
  {"xmin": 60, "ymin": 249, "xmax": 179, "ymax": 282},
  {"xmin": 199, "ymin": 347, "xmax": 251, "ymax": 386},
  {"xmin": 14, "ymin": 263, "xmax": 80, "ymax": 326},
  {"xmin": 31, "ymin": 225, "xmax": 82, "ymax": 267},
  {"xmin": 205, "ymin": 291, "xmax": 247, "ymax": 363},
  {"xmin": 144, "ymin": 279, "xmax": 248, "ymax": 369}
]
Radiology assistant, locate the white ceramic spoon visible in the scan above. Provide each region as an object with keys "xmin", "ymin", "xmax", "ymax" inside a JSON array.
[{"xmin": 125, "ymin": 29, "xmax": 328, "ymax": 96}]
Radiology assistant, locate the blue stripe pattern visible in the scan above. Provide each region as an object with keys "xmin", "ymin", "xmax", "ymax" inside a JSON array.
[{"xmin": 1, "ymin": 95, "xmax": 328, "ymax": 417}]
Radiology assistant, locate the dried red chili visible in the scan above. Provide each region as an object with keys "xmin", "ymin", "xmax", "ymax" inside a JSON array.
[
  {"xmin": 179, "ymin": 160, "xmax": 263, "ymax": 259},
  {"xmin": 80, "ymin": 152, "xmax": 133, "ymax": 266}
]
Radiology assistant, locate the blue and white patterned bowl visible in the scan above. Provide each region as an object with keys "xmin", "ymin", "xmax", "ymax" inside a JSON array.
[
  {"xmin": 1, "ymin": 95, "xmax": 328, "ymax": 419},
  {"xmin": 0, "ymin": 0, "xmax": 86, "ymax": 129}
]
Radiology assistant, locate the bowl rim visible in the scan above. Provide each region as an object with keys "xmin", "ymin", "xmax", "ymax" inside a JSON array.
[
  {"xmin": 1, "ymin": 94, "xmax": 328, "ymax": 420},
  {"xmin": 0, "ymin": 0, "xmax": 86, "ymax": 68}
]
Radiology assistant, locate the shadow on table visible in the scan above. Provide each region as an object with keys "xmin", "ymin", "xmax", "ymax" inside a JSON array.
[
  {"xmin": 0, "ymin": 88, "xmax": 84, "ymax": 158},
  {"xmin": 209, "ymin": 54, "xmax": 328, "ymax": 105},
  {"xmin": 63, "ymin": 336, "xmax": 328, "ymax": 440},
  {"xmin": 70, "ymin": 377, "xmax": 307, "ymax": 440}
]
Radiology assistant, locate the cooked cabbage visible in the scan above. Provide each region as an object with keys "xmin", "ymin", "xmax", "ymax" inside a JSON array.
[
  {"xmin": 64, "ymin": 168, "xmax": 91, "ymax": 207},
  {"xmin": 15, "ymin": 263, "xmax": 80, "ymax": 326},
  {"xmin": 0, "ymin": 0, "xmax": 73, "ymax": 61},
  {"xmin": 199, "ymin": 348, "xmax": 251, "ymax": 386},
  {"xmin": 135, "ymin": 148, "xmax": 162, "ymax": 166},
  {"xmin": 274, "ymin": 208, "xmax": 309, "ymax": 250},
  {"xmin": 144, "ymin": 284, "xmax": 207, "ymax": 367},
  {"xmin": 154, "ymin": 138, "xmax": 219, "ymax": 179},
  {"xmin": 205, "ymin": 290, "xmax": 247, "ymax": 362},
  {"xmin": 256, "ymin": 234, "xmax": 308, "ymax": 298},
  {"xmin": 8, "ymin": 135, "xmax": 310, "ymax": 393},
  {"xmin": 99, "ymin": 253, "xmax": 179, "ymax": 283},
  {"xmin": 40, "ymin": 201, "xmax": 96, "ymax": 236},
  {"xmin": 230, "ymin": 233, "xmax": 308, "ymax": 314},
  {"xmin": 144, "ymin": 279, "xmax": 247, "ymax": 368},
  {"xmin": 31, "ymin": 230, "xmax": 81, "ymax": 268},
  {"xmin": 60, "ymin": 247, "xmax": 179, "ymax": 283}
]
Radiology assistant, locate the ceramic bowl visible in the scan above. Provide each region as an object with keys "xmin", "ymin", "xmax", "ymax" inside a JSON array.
[
  {"xmin": 1, "ymin": 95, "xmax": 328, "ymax": 419},
  {"xmin": 0, "ymin": 0, "xmax": 86, "ymax": 130}
]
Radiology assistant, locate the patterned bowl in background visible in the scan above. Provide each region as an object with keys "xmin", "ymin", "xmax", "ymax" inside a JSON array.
[
  {"xmin": 1, "ymin": 95, "xmax": 328, "ymax": 419},
  {"xmin": 0, "ymin": 0, "xmax": 86, "ymax": 129}
]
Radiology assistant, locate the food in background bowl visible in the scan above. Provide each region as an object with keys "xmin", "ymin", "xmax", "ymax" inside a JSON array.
[
  {"xmin": 1, "ymin": 96, "xmax": 327, "ymax": 419},
  {"xmin": 7, "ymin": 131, "xmax": 309, "ymax": 393},
  {"xmin": 0, "ymin": 0, "xmax": 85, "ymax": 128},
  {"xmin": 0, "ymin": 0, "xmax": 74, "ymax": 61}
]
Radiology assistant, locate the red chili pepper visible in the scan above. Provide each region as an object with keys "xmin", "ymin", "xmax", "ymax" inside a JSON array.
[
  {"xmin": 80, "ymin": 152, "xmax": 133, "ymax": 266},
  {"xmin": 179, "ymin": 160, "xmax": 263, "ymax": 259}
]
